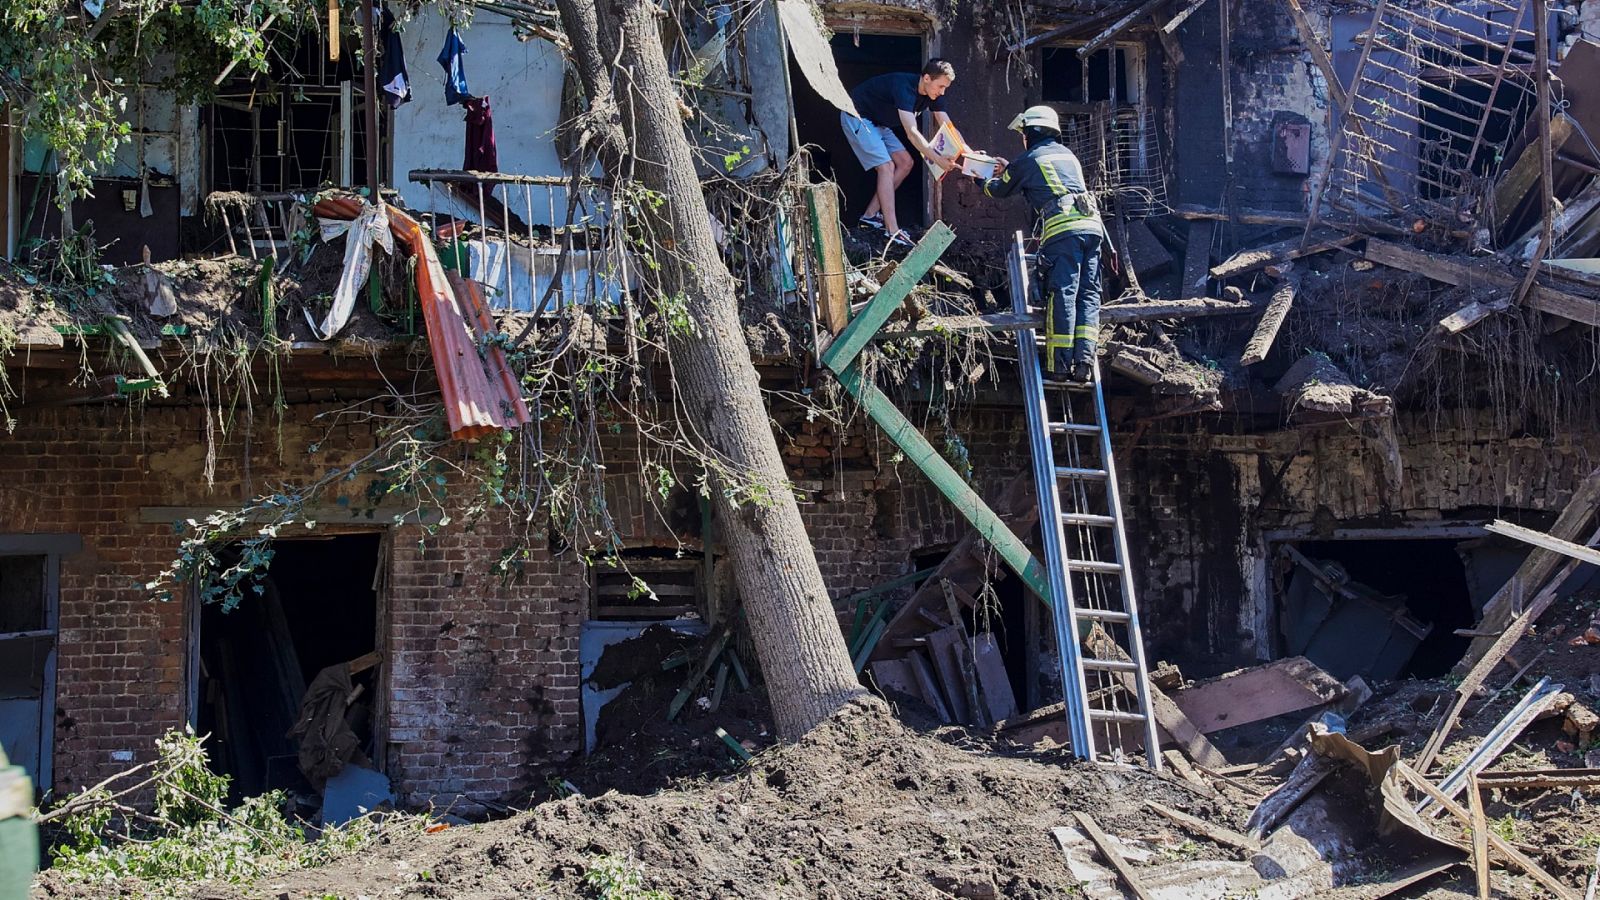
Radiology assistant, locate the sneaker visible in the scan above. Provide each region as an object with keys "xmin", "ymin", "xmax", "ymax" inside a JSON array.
[
  {"xmin": 858, "ymin": 213, "xmax": 885, "ymax": 231},
  {"xmin": 888, "ymin": 229, "xmax": 915, "ymax": 248}
]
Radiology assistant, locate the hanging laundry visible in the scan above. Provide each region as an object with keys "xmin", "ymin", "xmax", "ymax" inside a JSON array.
[
  {"xmin": 378, "ymin": 5, "xmax": 411, "ymax": 108},
  {"xmin": 436, "ymin": 26, "xmax": 470, "ymax": 106},
  {"xmin": 464, "ymin": 96, "xmax": 499, "ymax": 172}
]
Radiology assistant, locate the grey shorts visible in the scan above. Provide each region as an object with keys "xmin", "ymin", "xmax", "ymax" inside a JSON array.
[{"xmin": 841, "ymin": 111, "xmax": 906, "ymax": 170}]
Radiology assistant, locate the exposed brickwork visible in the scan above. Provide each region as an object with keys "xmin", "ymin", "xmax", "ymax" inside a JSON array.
[
  {"xmin": 0, "ymin": 401, "xmax": 587, "ymax": 812},
  {"xmin": 1119, "ymin": 411, "xmax": 1600, "ymax": 673}
]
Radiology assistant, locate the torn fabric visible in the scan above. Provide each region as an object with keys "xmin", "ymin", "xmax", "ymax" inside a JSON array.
[
  {"xmin": 307, "ymin": 201, "xmax": 393, "ymax": 340},
  {"xmin": 777, "ymin": 0, "xmax": 858, "ymax": 118}
]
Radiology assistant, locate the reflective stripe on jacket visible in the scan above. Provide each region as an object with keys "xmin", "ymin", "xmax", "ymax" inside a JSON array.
[{"xmin": 981, "ymin": 139, "xmax": 1103, "ymax": 245}]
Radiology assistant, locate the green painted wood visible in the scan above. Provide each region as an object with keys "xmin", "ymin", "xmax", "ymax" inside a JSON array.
[
  {"xmin": 820, "ymin": 222, "xmax": 956, "ymax": 374},
  {"xmin": 836, "ymin": 365, "xmax": 1051, "ymax": 603}
]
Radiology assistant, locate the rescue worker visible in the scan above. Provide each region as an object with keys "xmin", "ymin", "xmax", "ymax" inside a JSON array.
[{"xmin": 978, "ymin": 105, "xmax": 1104, "ymax": 383}]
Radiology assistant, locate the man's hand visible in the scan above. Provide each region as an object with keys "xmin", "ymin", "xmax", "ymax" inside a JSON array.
[
  {"xmin": 929, "ymin": 154, "xmax": 959, "ymax": 176},
  {"xmin": 992, "ymin": 157, "xmax": 1008, "ymax": 174}
]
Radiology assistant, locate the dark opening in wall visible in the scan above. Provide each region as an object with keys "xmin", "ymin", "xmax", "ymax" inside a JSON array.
[
  {"xmin": 1278, "ymin": 538, "xmax": 1475, "ymax": 680},
  {"xmin": 196, "ymin": 533, "xmax": 382, "ymax": 800},
  {"xmin": 791, "ymin": 31, "xmax": 927, "ymax": 224},
  {"xmin": 910, "ymin": 547, "xmax": 1029, "ymax": 712},
  {"xmin": 1040, "ymin": 47, "xmax": 1131, "ymax": 103}
]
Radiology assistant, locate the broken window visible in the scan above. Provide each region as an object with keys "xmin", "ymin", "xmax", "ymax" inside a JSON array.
[
  {"xmin": 1038, "ymin": 44, "xmax": 1168, "ymax": 217},
  {"xmin": 591, "ymin": 552, "xmax": 706, "ymax": 621},
  {"xmin": 207, "ymin": 29, "xmax": 374, "ymax": 196}
]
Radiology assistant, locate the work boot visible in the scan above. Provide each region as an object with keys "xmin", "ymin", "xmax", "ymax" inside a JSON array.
[{"xmin": 1068, "ymin": 361, "xmax": 1093, "ymax": 383}]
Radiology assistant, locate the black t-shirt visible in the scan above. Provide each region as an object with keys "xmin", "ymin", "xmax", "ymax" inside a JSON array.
[{"xmin": 850, "ymin": 72, "xmax": 946, "ymax": 127}]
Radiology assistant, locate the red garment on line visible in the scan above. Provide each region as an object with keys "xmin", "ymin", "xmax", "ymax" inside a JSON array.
[{"xmin": 464, "ymin": 96, "xmax": 498, "ymax": 173}]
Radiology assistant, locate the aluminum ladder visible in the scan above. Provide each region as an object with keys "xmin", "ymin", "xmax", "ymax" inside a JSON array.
[{"xmin": 1008, "ymin": 231, "xmax": 1162, "ymax": 770}]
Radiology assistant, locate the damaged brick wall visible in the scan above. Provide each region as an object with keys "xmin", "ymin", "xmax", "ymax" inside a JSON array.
[
  {"xmin": 1173, "ymin": 0, "xmax": 1332, "ymax": 214},
  {"xmin": 0, "ymin": 401, "xmax": 586, "ymax": 812},
  {"xmin": 1118, "ymin": 411, "xmax": 1600, "ymax": 674}
]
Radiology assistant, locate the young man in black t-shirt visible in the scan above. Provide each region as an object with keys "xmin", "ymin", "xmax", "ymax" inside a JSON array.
[{"xmin": 840, "ymin": 59, "xmax": 960, "ymax": 245}]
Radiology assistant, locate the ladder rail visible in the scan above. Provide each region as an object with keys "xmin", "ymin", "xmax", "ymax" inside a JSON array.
[
  {"xmin": 1086, "ymin": 357, "xmax": 1164, "ymax": 767},
  {"xmin": 1010, "ymin": 232, "xmax": 1095, "ymax": 760}
]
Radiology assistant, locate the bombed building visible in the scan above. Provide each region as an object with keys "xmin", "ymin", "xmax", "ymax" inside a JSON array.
[{"xmin": 3, "ymin": 0, "xmax": 1600, "ymax": 895}]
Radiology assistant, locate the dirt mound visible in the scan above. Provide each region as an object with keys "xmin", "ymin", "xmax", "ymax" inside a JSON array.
[{"xmin": 190, "ymin": 698, "xmax": 1192, "ymax": 899}]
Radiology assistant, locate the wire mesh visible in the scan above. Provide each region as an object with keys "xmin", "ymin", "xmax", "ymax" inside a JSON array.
[
  {"xmin": 1319, "ymin": 0, "xmax": 1541, "ymax": 231},
  {"xmin": 1061, "ymin": 105, "xmax": 1171, "ymax": 218}
]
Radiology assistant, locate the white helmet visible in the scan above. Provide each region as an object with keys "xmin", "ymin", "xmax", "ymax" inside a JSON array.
[{"xmin": 1008, "ymin": 105, "xmax": 1061, "ymax": 133}]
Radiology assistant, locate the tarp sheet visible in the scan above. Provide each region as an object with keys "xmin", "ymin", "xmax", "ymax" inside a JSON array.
[{"xmin": 777, "ymin": 0, "xmax": 858, "ymax": 118}]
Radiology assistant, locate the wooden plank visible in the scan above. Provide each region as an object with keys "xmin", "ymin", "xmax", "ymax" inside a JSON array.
[
  {"xmin": 836, "ymin": 366, "xmax": 1050, "ymax": 601},
  {"xmin": 926, "ymin": 626, "xmax": 972, "ymax": 724},
  {"xmin": 1468, "ymin": 771, "xmax": 1490, "ymax": 900},
  {"xmin": 941, "ymin": 579, "xmax": 984, "ymax": 726},
  {"xmin": 1284, "ymin": 0, "xmax": 1349, "ymax": 108},
  {"xmin": 1485, "ymin": 518, "xmax": 1600, "ymax": 567},
  {"xmin": 1170, "ymin": 656, "xmax": 1347, "ymax": 735},
  {"xmin": 867, "ymin": 658, "xmax": 920, "ymax": 699},
  {"xmin": 1421, "ymin": 552, "xmax": 1587, "ymax": 772},
  {"xmin": 972, "ymin": 632, "xmax": 1019, "ymax": 722},
  {"xmin": 874, "ymin": 310, "xmax": 1040, "ymax": 339},
  {"xmin": 1365, "ymin": 238, "xmax": 1600, "ymax": 327},
  {"xmin": 1240, "ymin": 271, "xmax": 1300, "ymax": 366},
  {"xmin": 1493, "ymin": 115, "xmax": 1574, "ymax": 235},
  {"xmin": 1394, "ymin": 762, "xmax": 1579, "ymax": 900},
  {"xmin": 1086, "ymin": 625, "xmax": 1228, "ymax": 767},
  {"xmin": 1460, "ymin": 464, "xmax": 1600, "ymax": 671},
  {"xmin": 1209, "ymin": 232, "xmax": 1358, "ymax": 279},
  {"xmin": 1145, "ymin": 800, "xmax": 1257, "ymax": 851},
  {"xmin": 820, "ymin": 222, "xmax": 955, "ymax": 374},
  {"xmin": 1476, "ymin": 767, "xmax": 1600, "ymax": 789},
  {"xmin": 1072, "ymin": 811, "xmax": 1156, "ymax": 900},
  {"xmin": 1079, "ymin": 0, "xmax": 1171, "ymax": 58},
  {"xmin": 1160, "ymin": 749, "xmax": 1219, "ymax": 798},
  {"xmin": 1438, "ymin": 297, "xmax": 1511, "ymax": 334},
  {"xmin": 1101, "ymin": 296, "xmax": 1255, "ymax": 322},
  {"xmin": 1180, "ymin": 220, "xmax": 1216, "ymax": 294},
  {"xmin": 906, "ymin": 651, "xmax": 951, "ymax": 723},
  {"xmin": 806, "ymin": 184, "xmax": 850, "ymax": 335}
]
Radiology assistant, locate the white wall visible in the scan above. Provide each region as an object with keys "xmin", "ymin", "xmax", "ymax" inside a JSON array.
[{"xmin": 393, "ymin": 9, "xmax": 575, "ymax": 226}]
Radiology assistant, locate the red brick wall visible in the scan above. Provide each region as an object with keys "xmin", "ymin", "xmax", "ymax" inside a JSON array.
[{"xmin": 0, "ymin": 390, "xmax": 1034, "ymax": 809}]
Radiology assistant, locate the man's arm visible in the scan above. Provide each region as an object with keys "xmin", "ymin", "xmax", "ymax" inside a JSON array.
[
  {"xmin": 897, "ymin": 108, "xmax": 956, "ymax": 173},
  {"xmin": 981, "ymin": 160, "xmax": 1023, "ymax": 198}
]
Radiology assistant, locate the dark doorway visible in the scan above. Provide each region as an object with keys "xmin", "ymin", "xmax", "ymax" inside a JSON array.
[
  {"xmin": 1281, "ymin": 539, "xmax": 1475, "ymax": 679},
  {"xmin": 792, "ymin": 32, "xmax": 927, "ymax": 224},
  {"xmin": 911, "ymin": 547, "xmax": 1030, "ymax": 712},
  {"xmin": 196, "ymin": 533, "xmax": 382, "ymax": 800}
]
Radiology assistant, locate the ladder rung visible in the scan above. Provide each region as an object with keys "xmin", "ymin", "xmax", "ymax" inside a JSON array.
[
  {"xmin": 1089, "ymin": 708, "xmax": 1149, "ymax": 724},
  {"xmin": 1066, "ymin": 559, "xmax": 1123, "ymax": 574},
  {"xmin": 1055, "ymin": 466, "xmax": 1108, "ymax": 481},
  {"xmin": 1043, "ymin": 379, "xmax": 1096, "ymax": 392},
  {"xmin": 1074, "ymin": 608, "xmax": 1131, "ymax": 623},
  {"xmin": 1049, "ymin": 422, "xmax": 1102, "ymax": 436},
  {"xmin": 1083, "ymin": 658, "xmax": 1139, "ymax": 673},
  {"xmin": 1062, "ymin": 513, "xmax": 1116, "ymax": 527}
]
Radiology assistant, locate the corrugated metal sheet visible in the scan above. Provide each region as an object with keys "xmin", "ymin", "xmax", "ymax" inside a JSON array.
[{"xmin": 314, "ymin": 197, "xmax": 532, "ymax": 440}]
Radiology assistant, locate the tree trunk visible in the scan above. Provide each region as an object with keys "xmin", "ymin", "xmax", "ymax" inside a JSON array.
[{"xmin": 556, "ymin": 0, "xmax": 870, "ymax": 737}]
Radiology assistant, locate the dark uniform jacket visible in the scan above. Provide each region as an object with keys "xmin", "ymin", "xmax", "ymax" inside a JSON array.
[{"xmin": 980, "ymin": 139, "xmax": 1103, "ymax": 247}]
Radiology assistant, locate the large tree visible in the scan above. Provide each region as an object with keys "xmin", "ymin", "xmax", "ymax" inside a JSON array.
[{"xmin": 554, "ymin": 0, "xmax": 870, "ymax": 737}]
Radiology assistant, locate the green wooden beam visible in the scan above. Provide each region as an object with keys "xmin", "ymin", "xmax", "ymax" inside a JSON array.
[
  {"xmin": 820, "ymin": 222, "xmax": 956, "ymax": 374},
  {"xmin": 836, "ymin": 365, "xmax": 1050, "ymax": 602}
]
